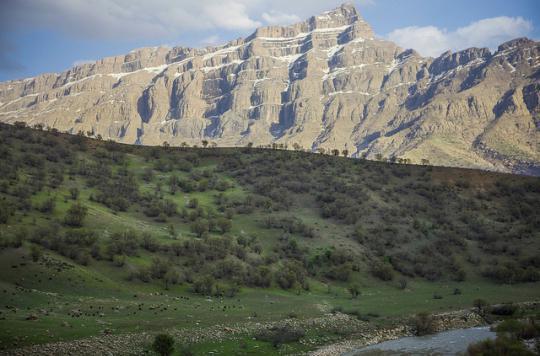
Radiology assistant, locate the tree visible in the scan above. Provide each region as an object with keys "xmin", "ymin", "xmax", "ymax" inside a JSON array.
[
  {"xmin": 30, "ymin": 245, "xmax": 43, "ymax": 262},
  {"xmin": 0, "ymin": 205, "xmax": 11, "ymax": 224},
  {"xmin": 142, "ymin": 168, "xmax": 154, "ymax": 182},
  {"xmin": 216, "ymin": 217, "xmax": 232, "ymax": 234},
  {"xmin": 348, "ymin": 284, "xmax": 361, "ymax": 298},
  {"xmin": 187, "ymin": 198, "xmax": 198, "ymax": 209},
  {"xmin": 202, "ymin": 140, "xmax": 209, "ymax": 148},
  {"xmin": 38, "ymin": 197, "xmax": 56, "ymax": 213},
  {"xmin": 164, "ymin": 269, "xmax": 182, "ymax": 290},
  {"xmin": 150, "ymin": 257, "xmax": 169, "ymax": 279},
  {"xmin": 342, "ymin": 149, "xmax": 349, "ymax": 157},
  {"xmin": 331, "ymin": 149, "xmax": 340, "ymax": 156},
  {"xmin": 192, "ymin": 275, "xmax": 216, "ymax": 295},
  {"xmin": 292, "ymin": 143, "xmax": 302, "ymax": 151},
  {"xmin": 167, "ymin": 224, "xmax": 177, "ymax": 239},
  {"xmin": 69, "ymin": 187, "xmax": 79, "ymax": 200},
  {"xmin": 63, "ymin": 202, "xmax": 88, "ymax": 227},
  {"xmin": 421, "ymin": 159, "xmax": 430, "ymax": 165},
  {"xmin": 152, "ymin": 334, "xmax": 175, "ymax": 356},
  {"xmin": 191, "ymin": 219, "xmax": 209, "ymax": 238}
]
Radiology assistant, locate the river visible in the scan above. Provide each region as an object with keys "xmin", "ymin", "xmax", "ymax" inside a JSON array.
[{"xmin": 344, "ymin": 326, "xmax": 496, "ymax": 355}]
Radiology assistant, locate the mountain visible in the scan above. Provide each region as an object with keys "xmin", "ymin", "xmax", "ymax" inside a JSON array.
[{"xmin": 0, "ymin": 3, "xmax": 538, "ymax": 174}]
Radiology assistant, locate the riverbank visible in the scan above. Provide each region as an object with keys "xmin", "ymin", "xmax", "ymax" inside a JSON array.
[
  {"xmin": 310, "ymin": 301, "xmax": 540, "ymax": 356},
  {"xmin": 4, "ymin": 301, "xmax": 538, "ymax": 355},
  {"xmin": 310, "ymin": 308, "xmax": 485, "ymax": 356},
  {"xmin": 0, "ymin": 309, "xmax": 485, "ymax": 356}
]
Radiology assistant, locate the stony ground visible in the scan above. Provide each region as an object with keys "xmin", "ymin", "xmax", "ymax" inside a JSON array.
[
  {"xmin": 3, "ymin": 306, "xmax": 502, "ymax": 356},
  {"xmin": 3, "ymin": 313, "xmax": 362, "ymax": 355}
]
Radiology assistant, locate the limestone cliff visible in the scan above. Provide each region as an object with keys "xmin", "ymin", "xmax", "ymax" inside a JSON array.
[{"xmin": 0, "ymin": 4, "xmax": 538, "ymax": 174}]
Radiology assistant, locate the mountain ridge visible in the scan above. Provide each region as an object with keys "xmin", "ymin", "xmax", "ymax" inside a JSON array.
[{"xmin": 0, "ymin": 3, "xmax": 538, "ymax": 175}]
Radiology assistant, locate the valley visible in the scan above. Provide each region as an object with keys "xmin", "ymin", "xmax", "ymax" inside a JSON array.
[{"xmin": 0, "ymin": 123, "xmax": 539, "ymax": 354}]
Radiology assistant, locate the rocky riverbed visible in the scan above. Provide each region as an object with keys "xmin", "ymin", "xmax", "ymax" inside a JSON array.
[
  {"xmin": 310, "ymin": 301, "xmax": 540, "ymax": 356},
  {"xmin": 309, "ymin": 308, "xmax": 485, "ymax": 356}
]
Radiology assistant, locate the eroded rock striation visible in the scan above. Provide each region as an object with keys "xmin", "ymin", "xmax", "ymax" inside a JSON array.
[{"xmin": 0, "ymin": 4, "xmax": 538, "ymax": 174}]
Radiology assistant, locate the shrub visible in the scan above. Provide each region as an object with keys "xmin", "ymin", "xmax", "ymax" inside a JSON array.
[
  {"xmin": 414, "ymin": 312, "xmax": 436, "ymax": 336},
  {"xmin": 496, "ymin": 319, "xmax": 540, "ymax": 340},
  {"xmin": 0, "ymin": 204, "xmax": 11, "ymax": 224},
  {"xmin": 490, "ymin": 304, "xmax": 518, "ymax": 316},
  {"xmin": 113, "ymin": 255, "xmax": 126, "ymax": 267},
  {"xmin": 275, "ymin": 261, "xmax": 306, "ymax": 290},
  {"xmin": 255, "ymin": 325, "xmax": 305, "ymax": 347},
  {"xmin": 107, "ymin": 231, "xmax": 139, "ymax": 257},
  {"xmin": 466, "ymin": 335, "xmax": 533, "ymax": 355},
  {"xmin": 69, "ymin": 187, "xmax": 79, "ymax": 200},
  {"xmin": 348, "ymin": 284, "xmax": 361, "ymax": 299},
  {"xmin": 326, "ymin": 263, "xmax": 353, "ymax": 282},
  {"xmin": 371, "ymin": 262, "xmax": 394, "ymax": 281},
  {"xmin": 398, "ymin": 278, "xmax": 408, "ymax": 290},
  {"xmin": 30, "ymin": 245, "xmax": 43, "ymax": 262},
  {"xmin": 473, "ymin": 299, "xmax": 489, "ymax": 315},
  {"xmin": 152, "ymin": 334, "xmax": 175, "ymax": 356},
  {"xmin": 63, "ymin": 202, "xmax": 88, "ymax": 227},
  {"xmin": 187, "ymin": 198, "xmax": 198, "ymax": 209},
  {"xmin": 37, "ymin": 197, "xmax": 56, "ymax": 213}
]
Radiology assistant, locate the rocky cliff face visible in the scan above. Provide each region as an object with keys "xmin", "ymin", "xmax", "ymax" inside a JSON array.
[{"xmin": 0, "ymin": 4, "xmax": 538, "ymax": 174}]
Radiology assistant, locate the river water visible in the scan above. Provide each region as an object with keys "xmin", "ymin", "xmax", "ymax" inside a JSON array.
[{"xmin": 345, "ymin": 326, "xmax": 496, "ymax": 355}]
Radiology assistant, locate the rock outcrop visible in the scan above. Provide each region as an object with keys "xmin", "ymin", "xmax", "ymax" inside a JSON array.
[{"xmin": 0, "ymin": 3, "xmax": 538, "ymax": 174}]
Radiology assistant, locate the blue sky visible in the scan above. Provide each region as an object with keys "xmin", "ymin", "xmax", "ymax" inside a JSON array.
[{"xmin": 0, "ymin": 0, "xmax": 538, "ymax": 82}]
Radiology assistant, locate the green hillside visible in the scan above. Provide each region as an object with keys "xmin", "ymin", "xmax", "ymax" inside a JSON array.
[{"xmin": 0, "ymin": 123, "xmax": 539, "ymax": 354}]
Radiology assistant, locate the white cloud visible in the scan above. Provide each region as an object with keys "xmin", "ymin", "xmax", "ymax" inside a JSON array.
[
  {"xmin": 262, "ymin": 11, "xmax": 301, "ymax": 25},
  {"xmin": 203, "ymin": 2, "xmax": 261, "ymax": 30},
  {"xmin": 388, "ymin": 16, "xmax": 533, "ymax": 57},
  {"xmin": 2, "ymin": 0, "xmax": 263, "ymax": 39},
  {"xmin": 1, "ymin": 0, "xmax": 376, "ymax": 41},
  {"xmin": 200, "ymin": 35, "xmax": 221, "ymax": 47}
]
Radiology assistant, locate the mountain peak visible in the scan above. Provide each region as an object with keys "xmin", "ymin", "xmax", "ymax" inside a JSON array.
[
  {"xmin": 251, "ymin": 3, "xmax": 373, "ymax": 40},
  {"xmin": 312, "ymin": 2, "xmax": 360, "ymax": 25}
]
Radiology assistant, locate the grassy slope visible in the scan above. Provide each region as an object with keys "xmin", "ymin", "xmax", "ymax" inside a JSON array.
[{"xmin": 0, "ymin": 124, "xmax": 539, "ymax": 353}]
